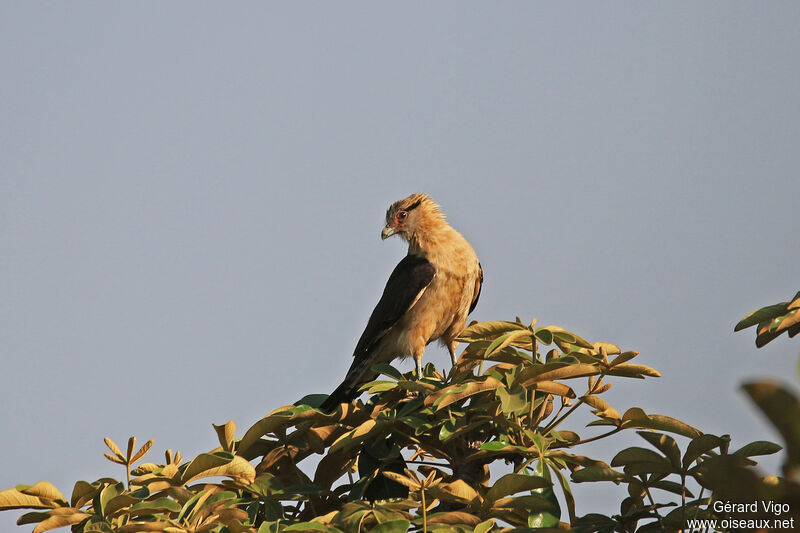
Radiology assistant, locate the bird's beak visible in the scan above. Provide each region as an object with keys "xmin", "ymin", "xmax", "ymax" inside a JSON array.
[{"xmin": 381, "ymin": 226, "xmax": 396, "ymax": 240}]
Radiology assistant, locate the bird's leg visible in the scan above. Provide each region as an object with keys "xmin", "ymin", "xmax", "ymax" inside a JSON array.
[
  {"xmin": 415, "ymin": 357, "xmax": 423, "ymax": 379},
  {"xmin": 447, "ymin": 341, "xmax": 459, "ymax": 367}
]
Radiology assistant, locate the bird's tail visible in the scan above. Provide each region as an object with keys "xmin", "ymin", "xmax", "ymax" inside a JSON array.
[{"xmin": 320, "ymin": 356, "xmax": 378, "ymax": 412}]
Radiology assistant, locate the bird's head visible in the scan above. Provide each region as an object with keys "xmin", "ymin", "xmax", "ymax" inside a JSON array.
[{"xmin": 381, "ymin": 193, "xmax": 442, "ymax": 242}]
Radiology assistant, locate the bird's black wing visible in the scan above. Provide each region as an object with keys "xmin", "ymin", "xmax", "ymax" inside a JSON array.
[
  {"xmin": 468, "ymin": 262, "xmax": 483, "ymax": 314},
  {"xmin": 320, "ymin": 255, "xmax": 435, "ymax": 412},
  {"xmin": 352, "ymin": 254, "xmax": 436, "ymax": 358}
]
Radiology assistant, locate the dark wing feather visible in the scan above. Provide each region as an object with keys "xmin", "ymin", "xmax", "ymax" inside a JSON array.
[
  {"xmin": 353, "ymin": 254, "xmax": 436, "ymax": 358},
  {"xmin": 468, "ymin": 262, "xmax": 483, "ymax": 314},
  {"xmin": 320, "ymin": 254, "xmax": 435, "ymax": 412}
]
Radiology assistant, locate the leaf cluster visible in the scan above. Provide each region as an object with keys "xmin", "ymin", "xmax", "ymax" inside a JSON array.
[
  {"xmin": 735, "ymin": 290, "xmax": 800, "ymax": 347},
  {"xmin": 0, "ymin": 318, "xmax": 789, "ymax": 532}
]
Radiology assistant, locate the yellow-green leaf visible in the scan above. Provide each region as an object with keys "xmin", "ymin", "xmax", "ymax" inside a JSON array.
[
  {"xmin": 611, "ymin": 447, "xmax": 671, "ymax": 468},
  {"xmin": 237, "ymin": 405, "xmax": 324, "ymax": 457},
  {"xmin": 213, "ymin": 420, "xmax": 237, "ymax": 452},
  {"xmin": 742, "ymin": 381, "xmax": 800, "ymax": 462},
  {"xmin": 368, "ymin": 520, "xmax": 411, "ymax": 533},
  {"xmin": 181, "ymin": 453, "xmax": 256, "ymax": 484},
  {"xmin": 429, "ymin": 377, "xmax": 503, "ymax": 411},
  {"xmin": 427, "ymin": 511, "xmax": 482, "ymax": 526},
  {"xmin": 608, "ymin": 351, "xmax": 639, "ymax": 367},
  {"xmin": 473, "ymin": 519, "xmax": 496, "ymax": 533},
  {"xmin": 103, "ymin": 453, "xmax": 126, "ymax": 465},
  {"xmin": 735, "ymin": 302, "xmax": 791, "ymax": 331},
  {"xmin": 429, "ymin": 480, "xmax": 481, "ymax": 504},
  {"xmin": 381, "ymin": 471, "xmax": 421, "ymax": 490},
  {"xmin": 528, "ymin": 381, "xmax": 575, "ymax": 398},
  {"xmin": 19, "ymin": 482, "xmax": 65, "ymax": 503},
  {"xmin": 571, "ymin": 465, "xmax": 625, "ymax": 483},
  {"xmin": 329, "ymin": 419, "xmax": 379, "ymax": 454},
  {"xmin": 118, "ymin": 521, "xmax": 172, "ymax": 531},
  {"xmin": 458, "ymin": 321, "xmax": 526, "ymax": 342},
  {"xmin": 583, "ymin": 395, "xmax": 620, "ymax": 420},
  {"xmin": 131, "ymin": 439, "xmax": 154, "ymax": 464},
  {"xmin": 32, "ymin": 508, "xmax": 91, "ymax": 533},
  {"xmin": 496, "ymin": 384, "xmax": 528, "ymax": 415},
  {"xmin": 0, "ymin": 489, "xmax": 56, "ymax": 510},
  {"xmin": 620, "ymin": 410, "xmax": 702, "ymax": 439},
  {"xmin": 637, "ymin": 431, "xmax": 681, "ymax": 469},
  {"xmin": 70, "ymin": 481, "xmax": 98, "ymax": 508},
  {"xmin": 605, "ymin": 363, "xmax": 661, "ymax": 378},
  {"xmin": 126, "ymin": 437, "xmax": 137, "ymax": 462},
  {"xmin": 103, "ymin": 438, "xmax": 125, "ymax": 461},
  {"xmin": 491, "ymin": 494, "xmax": 556, "ymax": 512},
  {"xmin": 485, "ymin": 329, "xmax": 535, "ymax": 358},
  {"xmin": 593, "ymin": 342, "xmax": 621, "ymax": 356},
  {"xmin": 485, "ymin": 473, "xmax": 550, "ymax": 503},
  {"xmin": 517, "ymin": 363, "xmax": 600, "ymax": 387}
]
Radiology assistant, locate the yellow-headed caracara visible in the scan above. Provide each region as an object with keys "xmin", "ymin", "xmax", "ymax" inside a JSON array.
[{"xmin": 321, "ymin": 193, "xmax": 482, "ymax": 411}]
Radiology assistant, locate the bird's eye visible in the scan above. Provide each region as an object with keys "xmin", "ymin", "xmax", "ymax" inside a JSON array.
[{"xmin": 397, "ymin": 211, "xmax": 408, "ymax": 222}]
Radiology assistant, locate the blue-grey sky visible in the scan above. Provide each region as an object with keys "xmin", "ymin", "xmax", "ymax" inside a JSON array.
[{"xmin": 2, "ymin": 3, "xmax": 799, "ymax": 529}]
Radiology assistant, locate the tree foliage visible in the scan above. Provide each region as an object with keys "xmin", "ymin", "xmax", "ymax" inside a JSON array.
[
  {"xmin": 735, "ymin": 289, "xmax": 800, "ymax": 347},
  {"xmin": 2, "ymin": 304, "xmax": 799, "ymax": 532}
]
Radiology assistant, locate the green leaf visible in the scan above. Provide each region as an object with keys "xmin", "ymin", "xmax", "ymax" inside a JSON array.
[
  {"xmin": 70, "ymin": 481, "xmax": 98, "ymax": 508},
  {"xmin": 248, "ymin": 474, "xmax": 284, "ymax": 497},
  {"xmin": 485, "ymin": 473, "xmax": 550, "ymax": 503},
  {"xmin": 605, "ymin": 363, "xmax": 661, "ymax": 379},
  {"xmin": 212, "ymin": 420, "xmax": 237, "ymax": 452},
  {"xmin": 458, "ymin": 321, "xmax": 526, "ymax": 342},
  {"xmin": 733, "ymin": 440, "xmax": 783, "ymax": 458},
  {"xmin": 620, "ymin": 409, "xmax": 702, "ymax": 439},
  {"xmin": 608, "ymin": 351, "xmax": 639, "ymax": 367},
  {"xmin": 17, "ymin": 482, "xmax": 66, "ymax": 503},
  {"xmin": 636, "ymin": 431, "xmax": 681, "ymax": 469},
  {"xmin": 496, "ymin": 384, "xmax": 528, "ymax": 415},
  {"xmin": 485, "ymin": 329, "xmax": 535, "ymax": 358},
  {"xmin": 283, "ymin": 523, "xmax": 346, "ymax": 532},
  {"xmin": 651, "ymin": 479, "xmax": 693, "ymax": 498},
  {"xmin": 742, "ymin": 381, "xmax": 800, "ymax": 464},
  {"xmin": 104, "ymin": 493, "xmax": 143, "ymax": 516},
  {"xmin": 439, "ymin": 417, "xmax": 491, "ymax": 443},
  {"xmin": 29, "ymin": 509, "xmax": 92, "ymax": 533},
  {"xmin": 128, "ymin": 497, "xmax": 181, "ymax": 516},
  {"xmin": 16, "ymin": 511, "xmax": 50, "ymax": 526},
  {"xmin": 550, "ymin": 327, "xmax": 594, "ymax": 350},
  {"xmin": 294, "ymin": 394, "xmax": 330, "ymax": 409},
  {"xmin": 571, "ymin": 465, "xmax": 625, "ymax": 483},
  {"xmin": 359, "ymin": 437, "xmax": 409, "ymax": 502},
  {"xmin": 329, "ymin": 420, "xmax": 382, "ymax": 454},
  {"xmin": 516, "ymin": 362, "xmax": 600, "ymax": 387},
  {"xmin": 490, "ymin": 494, "xmax": 557, "ymax": 513},
  {"xmin": 429, "ymin": 377, "xmax": 503, "ymax": 411},
  {"xmin": 258, "ymin": 521, "xmax": 282, "ymax": 533},
  {"xmin": 527, "ymin": 461, "xmax": 560, "ymax": 528},
  {"xmin": 96, "ymin": 483, "xmax": 121, "ymax": 518},
  {"xmin": 369, "ymin": 519, "xmax": 411, "ymax": 533},
  {"xmin": 735, "ymin": 302, "xmax": 790, "ymax": 331},
  {"xmin": 360, "ymin": 380, "xmax": 399, "ymax": 393},
  {"xmin": 534, "ymin": 328, "xmax": 553, "ymax": 345},
  {"xmin": 472, "ymin": 519, "xmax": 496, "ymax": 533},
  {"xmin": 181, "ymin": 453, "xmax": 256, "ymax": 484},
  {"xmin": 373, "ymin": 363, "xmax": 405, "ymax": 381},
  {"xmin": 682, "ymin": 434, "xmax": 727, "ymax": 469},
  {"xmin": 237, "ymin": 404, "xmax": 321, "ymax": 456},
  {"xmin": 425, "ymin": 511, "xmax": 482, "ymax": 526},
  {"xmin": 611, "ymin": 447, "xmax": 674, "ymax": 475}
]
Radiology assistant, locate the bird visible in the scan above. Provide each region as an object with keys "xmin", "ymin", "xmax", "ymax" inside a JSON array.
[{"xmin": 320, "ymin": 193, "xmax": 482, "ymax": 412}]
